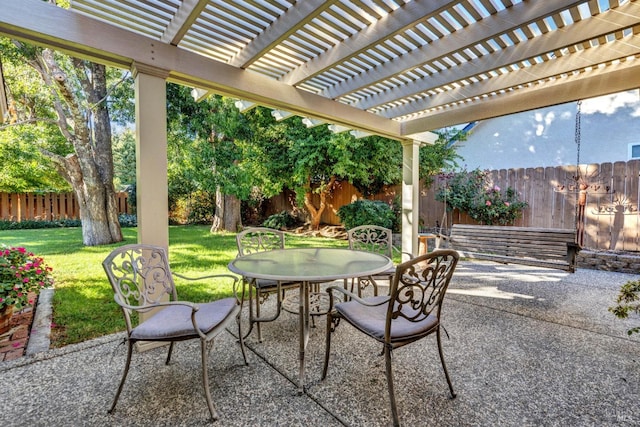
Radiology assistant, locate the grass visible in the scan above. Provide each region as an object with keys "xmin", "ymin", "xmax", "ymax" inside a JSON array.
[{"xmin": 0, "ymin": 225, "xmax": 348, "ymax": 347}]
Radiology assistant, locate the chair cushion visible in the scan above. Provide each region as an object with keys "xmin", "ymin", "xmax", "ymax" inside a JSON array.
[
  {"xmin": 335, "ymin": 296, "xmax": 438, "ymax": 343},
  {"xmin": 130, "ymin": 298, "xmax": 238, "ymax": 341}
]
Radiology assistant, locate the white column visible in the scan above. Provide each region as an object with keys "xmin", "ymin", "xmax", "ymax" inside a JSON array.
[
  {"xmin": 132, "ymin": 64, "xmax": 169, "ymax": 351},
  {"xmin": 401, "ymin": 140, "xmax": 420, "ymax": 260},
  {"xmin": 133, "ymin": 63, "xmax": 169, "ymax": 249}
]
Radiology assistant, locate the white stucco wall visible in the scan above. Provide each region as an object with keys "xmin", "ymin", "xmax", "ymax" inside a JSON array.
[{"xmin": 454, "ymin": 90, "xmax": 640, "ymax": 170}]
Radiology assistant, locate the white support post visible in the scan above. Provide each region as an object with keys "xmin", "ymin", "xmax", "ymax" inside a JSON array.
[
  {"xmin": 133, "ymin": 63, "xmax": 169, "ymax": 249},
  {"xmin": 401, "ymin": 140, "xmax": 420, "ymax": 260},
  {"xmin": 133, "ymin": 64, "xmax": 170, "ymax": 351}
]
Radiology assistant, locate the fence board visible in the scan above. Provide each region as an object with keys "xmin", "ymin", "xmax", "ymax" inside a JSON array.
[
  {"xmin": 531, "ymin": 167, "xmax": 544, "ymax": 227},
  {"xmin": 549, "ymin": 166, "xmax": 563, "ymax": 229},
  {"xmin": 556, "ymin": 165, "xmax": 576, "ymax": 231},
  {"xmin": 611, "ymin": 161, "xmax": 627, "ymax": 251},
  {"xmin": 625, "ymin": 160, "xmax": 640, "ymax": 250},
  {"xmin": 0, "ymin": 193, "xmax": 7, "ymax": 219}
]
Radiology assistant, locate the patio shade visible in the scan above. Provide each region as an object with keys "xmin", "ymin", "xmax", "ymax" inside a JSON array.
[{"xmin": 1, "ymin": 0, "xmax": 639, "ymax": 139}]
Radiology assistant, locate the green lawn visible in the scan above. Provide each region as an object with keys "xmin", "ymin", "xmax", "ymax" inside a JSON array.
[{"xmin": 0, "ymin": 225, "xmax": 348, "ymax": 347}]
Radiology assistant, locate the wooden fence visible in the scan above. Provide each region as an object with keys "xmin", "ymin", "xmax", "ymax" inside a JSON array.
[
  {"xmin": 267, "ymin": 160, "xmax": 640, "ymax": 252},
  {"xmin": 419, "ymin": 161, "xmax": 640, "ymax": 252},
  {"xmin": 0, "ymin": 192, "xmax": 130, "ymax": 221}
]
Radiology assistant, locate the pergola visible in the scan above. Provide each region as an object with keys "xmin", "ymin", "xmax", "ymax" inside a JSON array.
[{"xmin": 1, "ymin": 0, "xmax": 640, "ymax": 255}]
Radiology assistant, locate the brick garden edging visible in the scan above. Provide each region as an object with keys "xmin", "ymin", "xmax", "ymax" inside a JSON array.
[
  {"xmin": 577, "ymin": 250, "xmax": 640, "ymax": 275},
  {"xmin": 0, "ymin": 302, "xmax": 35, "ymax": 361}
]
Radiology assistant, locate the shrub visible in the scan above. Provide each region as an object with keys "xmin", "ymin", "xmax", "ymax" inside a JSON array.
[
  {"xmin": 337, "ymin": 199, "xmax": 395, "ymax": 230},
  {"xmin": 262, "ymin": 211, "xmax": 297, "ymax": 230},
  {"xmin": 0, "ymin": 219, "xmax": 81, "ymax": 230},
  {"xmin": 0, "ymin": 215, "xmax": 136, "ymax": 230},
  {"xmin": 435, "ymin": 169, "xmax": 528, "ymax": 225},
  {"xmin": 0, "ymin": 246, "xmax": 54, "ymax": 310},
  {"xmin": 186, "ymin": 191, "xmax": 216, "ymax": 224},
  {"xmin": 118, "ymin": 214, "xmax": 137, "ymax": 227}
]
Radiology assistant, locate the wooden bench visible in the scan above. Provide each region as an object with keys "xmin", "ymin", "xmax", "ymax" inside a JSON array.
[{"xmin": 441, "ymin": 224, "xmax": 581, "ymax": 272}]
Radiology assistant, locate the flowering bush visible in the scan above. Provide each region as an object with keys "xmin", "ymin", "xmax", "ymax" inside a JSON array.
[
  {"xmin": 436, "ymin": 169, "xmax": 528, "ymax": 225},
  {"xmin": 0, "ymin": 246, "xmax": 54, "ymax": 310}
]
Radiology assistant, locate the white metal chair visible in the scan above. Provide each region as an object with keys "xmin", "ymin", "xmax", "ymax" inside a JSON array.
[{"xmin": 103, "ymin": 244, "xmax": 247, "ymax": 422}]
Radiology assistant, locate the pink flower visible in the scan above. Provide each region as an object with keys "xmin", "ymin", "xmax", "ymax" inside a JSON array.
[
  {"xmin": 494, "ymin": 185, "xmax": 500, "ymax": 191},
  {"xmin": 505, "ymin": 202, "xmax": 510, "ymax": 207},
  {"xmin": 486, "ymin": 200, "xmax": 492, "ymax": 206},
  {"xmin": 23, "ymin": 278, "xmax": 30, "ymax": 283}
]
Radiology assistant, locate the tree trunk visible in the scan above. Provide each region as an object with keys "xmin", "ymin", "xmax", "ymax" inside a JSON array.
[
  {"xmin": 223, "ymin": 194, "xmax": 242, "ymax": 232},
  {"xmin": 211, "ymin": 187, "xmax": 242, "ymax": 233},
  {"xmin": 303, "ymin": 176, "xmax": 336, "ymax": 230},
  {"xmin": 36, "ymin": 50, "xmax": 122, "ymax": 246},
  {"xmin": 210, "ymin": 185, "xmax": 224, "ymax": 232}
]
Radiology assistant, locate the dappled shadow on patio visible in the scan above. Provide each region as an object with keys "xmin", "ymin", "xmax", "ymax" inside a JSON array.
[{"xmin": 1, "ymin": 262, "xmax": 639, "ymax": 426}]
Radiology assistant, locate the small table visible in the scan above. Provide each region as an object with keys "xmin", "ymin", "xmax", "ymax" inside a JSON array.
[
  {"xmin": 418, "ymin": 233, "xmax": 437, "ymax": 255},
  {"xmin": 228, "ymin": 247, "xmax": 393, "ymax": 393}
]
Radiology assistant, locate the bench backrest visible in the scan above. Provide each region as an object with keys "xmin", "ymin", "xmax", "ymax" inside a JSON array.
[{"xmin": 449, "ymin": 224, "xmax": 576, "ymax": 262}]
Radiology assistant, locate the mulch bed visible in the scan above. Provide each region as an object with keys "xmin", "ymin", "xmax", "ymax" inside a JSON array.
[{"xmin": 0, "ymin": 302, "xmax": 36, "ymax": 362}]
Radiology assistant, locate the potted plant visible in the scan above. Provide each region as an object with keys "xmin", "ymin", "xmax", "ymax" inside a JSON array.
[{"xmin": 0, "ymin": 246, "xmax": 54, "ymax": 334}]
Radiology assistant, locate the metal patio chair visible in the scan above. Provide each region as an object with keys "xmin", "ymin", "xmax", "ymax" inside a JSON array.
[
  {"xmin": 236, "ymin": 227, "xmax": 301, "ymax": 342},
  {"xmin": 103, "ymin": 244, "xmax": 247, "ymax": 422},
  {"xmin": 322, "ymin": 249, "xmax": 460, "ymax": 427},
  {"xmin": 346, "ymin": 225, "xmax": 397, "ymax": 297}
]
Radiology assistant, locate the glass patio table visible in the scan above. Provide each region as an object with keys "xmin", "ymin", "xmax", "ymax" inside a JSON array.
[{"xmin": 228, "ymin": 247, "xmax": 393, "ymax": 393}]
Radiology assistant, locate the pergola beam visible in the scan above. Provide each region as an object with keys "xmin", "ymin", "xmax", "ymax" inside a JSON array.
[
  {"xmin": 160, "ymin": 0, "xmax": 208, "ymax": 46},
  {"xmin": 229, "ymin": 0, "xmax": 336, "ymax": 69}
]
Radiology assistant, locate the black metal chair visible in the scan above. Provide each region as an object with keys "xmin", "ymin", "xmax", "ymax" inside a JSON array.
[
  {"xmin": 103, "ymin": 244, "xmax": 247, "ymax": 422},
  {"xmin": 236, "ymin": 227, "xmax": 301, "ymax": 341},
  {"xmin": 322, "ymin": 249, "xmax": 460, "ymax": 427}
]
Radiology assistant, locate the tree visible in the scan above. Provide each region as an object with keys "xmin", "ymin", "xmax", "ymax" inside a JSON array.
[
  {"xmin": 112, "ymin": 129, "xmax": 136, "ymax": 190},
  {"xmin": 165, "ymin": 84, "xmax": 252, "ymax": 231},
  {"xmin": 419, "ymin": 129, "xmax": 464, "ymax": 184},
  {"xmin": 236, "ymin": 113, "xmax": 403, "ymax": 230},
  {"xmin": 0, "ymin": 36, "xmax": 124, "ymax": 245}
]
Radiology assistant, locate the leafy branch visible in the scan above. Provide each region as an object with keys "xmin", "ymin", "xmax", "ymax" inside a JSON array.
[{"xmin": 609, "ymin": 279, "xmax": 640, "ymax": 335}]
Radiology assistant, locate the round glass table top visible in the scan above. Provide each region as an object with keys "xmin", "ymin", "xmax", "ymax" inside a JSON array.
[{"xmin": 228, "ymin": 247, "xmax": 393, "ymax": 282}]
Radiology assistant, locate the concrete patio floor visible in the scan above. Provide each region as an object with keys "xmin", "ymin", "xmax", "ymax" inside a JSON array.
[{"xmin": 2, "ymin": 261, "xmax": 639, "ymax": 426}]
